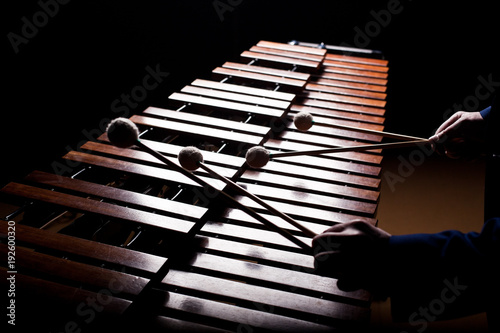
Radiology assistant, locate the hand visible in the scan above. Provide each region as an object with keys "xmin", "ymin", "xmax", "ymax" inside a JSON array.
[
  {"xmin": 428, "ymin": 111, "xmax": 487, "ymax": 159},
  {"xmin": 312, "ymin": 221, "xmax": 390, "ymax": 293}
]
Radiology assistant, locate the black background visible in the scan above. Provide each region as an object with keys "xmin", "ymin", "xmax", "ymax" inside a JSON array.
[{"xmin": 3, "ymin": 0, "xmax": 499, "ymax": 187}]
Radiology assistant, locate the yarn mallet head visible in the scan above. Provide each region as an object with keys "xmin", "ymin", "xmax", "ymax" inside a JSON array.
[
  {"xmin": 178, "ymin": 146, "xmax": 204, "ymax": 171},
  {"xmin": 245, "ymin": 146, "xmax": 270, "ymax": 168},
  {"xmin": 106, "ymin": 117, "xmax": 139, "ymax": 148},
  {"xmin": 293, "ymin": 111, "xmax": 314, "ymax": 131}
]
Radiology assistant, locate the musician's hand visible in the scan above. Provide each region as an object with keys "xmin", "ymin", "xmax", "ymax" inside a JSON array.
[
  {"xmin": 312, "ymin": 221, "xmax": 390, "ymax": 294},
  {"xmin": 428, "ymin": 111, "xmax": 487, "ymax": 159}
]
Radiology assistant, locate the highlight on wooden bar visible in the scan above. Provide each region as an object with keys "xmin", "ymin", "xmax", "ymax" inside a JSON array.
[{"xmin": 1, "ymin": 40, "xmax": 392, "ymax": 331}]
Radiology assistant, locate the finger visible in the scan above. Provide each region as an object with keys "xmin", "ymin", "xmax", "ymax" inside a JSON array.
[
  {"xmin": 432, "ymin": 112, "xmax": 464, "ymax": 143},
  {"xmin": 313, "ymin": 221, "xmax": 373, "ymax": 253},
  {"xmin": 316, "ymin": 223, "xmax": 348, "ymax": 235},
  {"xmin": 316, "ymin": 220, "xmax": 371, "ymax": 236},
  {"xmin": 314, "ymin": 250, "xmax": 340, "ymax": 263},
  {"xmin": 444, "ymin": 142, "xmax": 463, "ymax": 158},
  {"xmin": 313, "ymin": 234, "xmax": 355, "ymax": 257},
  {"xmin": 428, "ymin": 138, "xmax": 437, "ymax": 152},
  {"xmin": 314, "ymin": 250, "xmax": 354, "ymax": 269},
  {"xmin": 312, "ymin": 226, "xmax": 346, "ymax": 251},
  {"xmin": 313, "ymin": 251, "xmax": 345, "ymax": 278},
  {"xmin": 337, "ymin": 278, "xmax": 364, "ymax": 292},
  {"xmin": 313, "ymin": 231, "xmax": 367, "ymax": 251},
  {"xmin": 435, "ymin": 112, "xmax": 462, "ymax": 135},
  {"xmin": 443, "ymin": 138, "xmax": 479, "ymax": 159},
  {"xmin": 315, "ymin": 252, "xmax": 367, "ymax": 287}
]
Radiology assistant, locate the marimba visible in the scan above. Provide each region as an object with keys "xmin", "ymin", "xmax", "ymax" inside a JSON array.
[{"xmin": 1, "ymin": 40, "xmax": 388, "ymax": 332}]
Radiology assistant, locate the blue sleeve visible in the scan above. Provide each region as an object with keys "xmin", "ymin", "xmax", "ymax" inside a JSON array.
[
  {"xmin": 480, "ymin": 105, "xmax": 491, "ymax": 119},
  {"xmin": 386, "ymin": 218, "xmax": 500, "ymax": 322}
]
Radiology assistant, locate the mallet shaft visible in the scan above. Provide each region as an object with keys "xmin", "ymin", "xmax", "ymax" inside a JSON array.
[
  {"xmin": 314, "ymin": 121, "xmax": 427, "ymax": 141},
  {"xmin": 198, "ymin": 162, "xmax": 317, "ymax": 238},
  {"xmin": 136, "ymin": 140, "xmax": 312, "ymax": 250},
  {"xmin": 271, "ymin": 139, "xmax": 429, "ymax": 158}
]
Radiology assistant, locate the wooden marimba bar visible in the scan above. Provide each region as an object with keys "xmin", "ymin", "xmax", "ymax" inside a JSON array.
[{"xmin": 1, "ymin": 40, "xmax": 388, "ymax": 332}]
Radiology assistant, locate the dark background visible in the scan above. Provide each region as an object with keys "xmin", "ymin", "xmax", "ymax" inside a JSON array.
[{"xmin": 3, "ymin": 0, "xmax": 499, "ymax": 187}]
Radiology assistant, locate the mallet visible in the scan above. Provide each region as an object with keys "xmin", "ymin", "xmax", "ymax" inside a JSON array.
[
  {"xmin": 106, "ymin": 118, "xmax": 312, "ymax": 250},
  {"xmin": 293, "ymin": 111, "xmax": 427, "ymax": 141}
]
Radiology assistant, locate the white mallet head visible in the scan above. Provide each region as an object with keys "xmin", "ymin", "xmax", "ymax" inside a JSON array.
[
  {"xmin": 293, "ymin": 111, "xmax": 314, "ymax": 131},
  {"xmin": 106, "ymin": 118, "xmax": 139, "ymax": 148},
  {"xmin": 178, "ymin": 146, "xmax": 204, "ymax": 171},
  {"xmin": 245, "ymin": 146, "xmax": 270, "ymax": 168}
]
